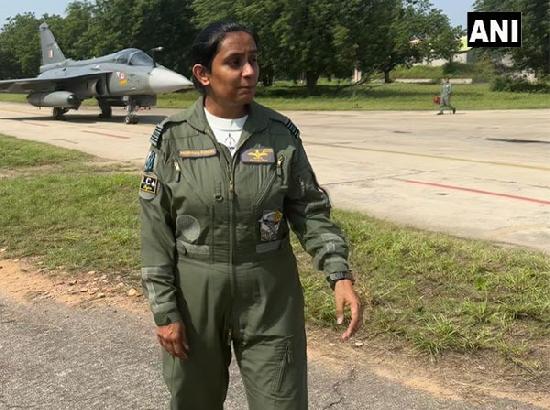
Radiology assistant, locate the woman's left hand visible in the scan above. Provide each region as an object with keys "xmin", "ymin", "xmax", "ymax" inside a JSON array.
[{"xmin": 334, "ymin": 279, "xmax": 362, "ymax": 342}]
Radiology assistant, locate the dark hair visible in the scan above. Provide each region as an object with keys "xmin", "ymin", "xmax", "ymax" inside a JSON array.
[{"xmin": 190, "ymin": 21, "xmax": 259, "ymax": 94}]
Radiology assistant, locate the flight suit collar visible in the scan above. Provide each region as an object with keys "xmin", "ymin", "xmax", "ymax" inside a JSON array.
[{"xmin": 186, "ymin": 96, "xmax": 269, "ymax": 137}]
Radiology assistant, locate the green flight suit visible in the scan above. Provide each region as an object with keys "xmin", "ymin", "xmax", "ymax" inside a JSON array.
[{"xmin": 140, "ymin": 96, "xmax": 350, "ymax": 410}]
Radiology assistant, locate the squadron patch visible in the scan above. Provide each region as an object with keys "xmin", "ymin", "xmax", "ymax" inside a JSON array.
[
  {"xmin": 150, "ymin": 120, "xmax": 168, "ymax": 148},
  {"xmin": 143, "ymin": 150, "xmax": 156, "ymax": 173},
  {"xmin": 140, "ymin": 174, "xmax": 158, "ymax": 195},
  {"xmin": 179, "ymin": 148, "xmax": 217, "ymax": 158},
  {"xmin": 259, "ymin": 210, "xmax": 283, "ymax": 242},
  {"xmin": 241, "ymin": 148, "xmax": 275, "ymax": 164},
  {"xmin": 284, "ymin": 119, "xmax": 300, "ymax": 139}
]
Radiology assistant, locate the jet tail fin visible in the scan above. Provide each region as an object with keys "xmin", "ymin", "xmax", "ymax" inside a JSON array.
[{"xmin": 39, "ymin": 22, "xmax": 66, "ymax": 65}]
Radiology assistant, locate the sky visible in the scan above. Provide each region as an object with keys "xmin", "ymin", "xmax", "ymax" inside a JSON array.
[
  {"xmin": 0, "ymin": 0, "xmax": 476, "ymax": 28},
  {"xmin": 431, "ymin": 0, "xmax": 476, "ymax": 28}
]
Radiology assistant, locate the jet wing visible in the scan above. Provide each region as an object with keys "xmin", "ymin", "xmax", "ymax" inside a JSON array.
[
  {"xmin": 0, "ymin": 68, "xmax": 115, "ymax": 94},
  {"xmin": 0, "ymin": 78, "xmax": 57, "ymax": 93}
]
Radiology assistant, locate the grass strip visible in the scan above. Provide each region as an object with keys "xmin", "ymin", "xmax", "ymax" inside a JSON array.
[
  {"xmin": 0, "ymin": 134, "xmax": 90, "ymax": 167},
  {"xmin": 1, "ymin": 83, "xmax": 550, "ymax": 111},
  {"xmin": 299, "ymin": 211, "xmax": 549, "ymax": 369},
  {"xmin": 0, "ymin": 135, "xmax": 548, "ymax": 371}
]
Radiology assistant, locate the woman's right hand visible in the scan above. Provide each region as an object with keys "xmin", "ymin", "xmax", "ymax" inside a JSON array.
[{"xmin": 156, "ymin": 322, "xmax": 189, "ymax": 360}]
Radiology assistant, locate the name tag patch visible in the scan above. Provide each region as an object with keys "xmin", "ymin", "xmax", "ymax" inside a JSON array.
[
  {"xmin": 241, "ymin": 148, "xmax": 275, "ymax": 164},
  {"xmin": 140, "ymin": 174, "xmax": 158, "ymax": 195},
  {"xmin": 179, "ymin": 148, "xmax": 217, "ymax": 158}
]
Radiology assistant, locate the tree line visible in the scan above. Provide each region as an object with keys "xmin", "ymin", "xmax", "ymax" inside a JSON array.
[
  {"xmin": 0, "ymin": 0, "xmax": 462, "ymax": 89},
  {"xmin": 2, "ymin": 0, "xmax": 545, "ymax": 91}
]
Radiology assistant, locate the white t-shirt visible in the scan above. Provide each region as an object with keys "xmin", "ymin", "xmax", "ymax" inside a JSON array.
[{"xmin": 204, "ymin": 108, "xmax": 248, "ymax": 157}]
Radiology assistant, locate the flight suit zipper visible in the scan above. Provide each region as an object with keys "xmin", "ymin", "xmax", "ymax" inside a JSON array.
[
  {"xmin": 201, "ymin": 128, "xmax": 235, "ymax": 343},
  {"xmin": 254, "ymin": 154, "xmax": 285, "ymax": 209},
  {"xmin": 227, "ymin": 141, "xmax": 242, "ymax": 342},
  {"xmin": 274, "ymin": 342, "xmax": 292, "ymax": 392}
]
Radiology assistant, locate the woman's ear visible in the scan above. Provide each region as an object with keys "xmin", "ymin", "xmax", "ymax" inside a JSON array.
[{"xmin": 192, "ymin": 64, "xmax": 210, "ymax": 87}]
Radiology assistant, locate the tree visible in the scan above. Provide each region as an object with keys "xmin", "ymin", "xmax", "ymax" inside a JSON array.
[
  {"xmin": 131, "ymin": 0, "xmax": 197, "ymax": 75},
  {"xmin": 192, "ymin": 0, "xmax": 284, "ymax": 86},
  {"xmin": 373, "ymin": 0, "xmax": 462, "ymax": 83},
  {"xmin": 327, "ymin": 0, "xmax": 395, "ymax": 83},
  {"xmin": 474, "ymin": 0, "xmax": 550, "ymax": 77},
  {"xmin": 273, "ymin": 0, "xmax": 342, "ymax": 92},
  {"xmin": 54, "ymin": 1, "xmax": 96, "ymax": 60},
  {"xmin": 0, "ymin": 13, "xmax": 64, "ymax": 78},
  {"xmin": 192, "ymin": 0, "xmax": 389, "ymax": 91}
]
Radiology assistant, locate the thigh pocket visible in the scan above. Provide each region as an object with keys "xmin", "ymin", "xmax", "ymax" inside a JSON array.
[{"xmin": 271, "ymin": 340, "xmax": 294, "ymax": 394}]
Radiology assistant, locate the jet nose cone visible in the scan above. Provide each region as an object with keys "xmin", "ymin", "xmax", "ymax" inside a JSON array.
[{"xmin": 149, "ymin": 68, "xmax": 193, "ymax": 93}]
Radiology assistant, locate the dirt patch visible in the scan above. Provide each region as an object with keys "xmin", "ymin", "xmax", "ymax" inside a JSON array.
[
  {"xmin": 0, "ymin": 258, "xmax": 147, "ymax": 315},
  {"xmin": 1, "ymin": 257, "xmax": 549, "ymax": 409}
]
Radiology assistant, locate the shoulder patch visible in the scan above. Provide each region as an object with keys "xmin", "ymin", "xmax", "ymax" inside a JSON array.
[
  {"xmin": 284, "ymin": 118, "xmax": 300, "ymax": 139},
  {"xmin": 140, "ymin": 173, "xmax": 158, "ymax": 196},
  {"xmin": 150, "ymin": 119, "xmax": 168, "ymax": 148},
  {"xmin": 268, "ymin": 109, "xmax": 301, "ymax": 139},
  {"xmin": 143, "ymin": 150, "xmax": 156, "ymax": 173}
]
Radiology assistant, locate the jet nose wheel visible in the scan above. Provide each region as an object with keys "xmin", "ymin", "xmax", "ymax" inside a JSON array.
[
  {"xmin": 125, "ymin": 115, "xmax": 139, "ymax": 124},
  {"xmin": 53, "ymin": 107, "xmax": 68, "ymax": 120}
]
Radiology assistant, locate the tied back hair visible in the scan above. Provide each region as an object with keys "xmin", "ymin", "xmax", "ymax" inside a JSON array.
[{"xmin": 190, "ymin": 21, "xmax": 259, "ymax": 94}]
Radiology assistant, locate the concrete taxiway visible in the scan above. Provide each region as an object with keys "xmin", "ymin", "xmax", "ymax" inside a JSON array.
[{"xmin": 1, "ymin": 102, "xmax": 549, "ymax": 253}]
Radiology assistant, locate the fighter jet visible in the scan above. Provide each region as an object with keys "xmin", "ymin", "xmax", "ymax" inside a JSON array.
[{"xmin": 0, "ymin": 23, "xmax": 192, "ymax": 124}]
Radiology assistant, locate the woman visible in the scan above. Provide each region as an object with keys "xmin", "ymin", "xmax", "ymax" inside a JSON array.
[{"xmin": 140, "ymin": 21, "xmax": 361, "ymax": 410}]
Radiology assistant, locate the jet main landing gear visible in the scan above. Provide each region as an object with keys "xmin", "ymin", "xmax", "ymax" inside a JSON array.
[{"xmin": 98, "ymin": 100, "xmax": 112, "ymax": 119}]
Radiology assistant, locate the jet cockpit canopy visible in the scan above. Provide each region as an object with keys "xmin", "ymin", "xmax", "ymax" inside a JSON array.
[{"xmin": 114, "ymin": 49, "xmax": 154, "ymax": 66}]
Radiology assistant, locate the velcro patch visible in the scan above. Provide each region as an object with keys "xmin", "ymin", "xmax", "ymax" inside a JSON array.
[
  {"xmin": 241, "ymin": 148, "xmax": 275, "ymax": 163},
  {"xmin": 140, "ymin": 174, "xmax": 158, "ymax": 195},
  {"xmin": 259, "ymin": 210, "xmax": 283, "ymax": 241},
  {"xmin": 150, "ymin": 120, "xmax": 168, "ymax": 148},
  {"xmin": 284, "ymin": 119, "xmax": 300, "ymax": 139}
]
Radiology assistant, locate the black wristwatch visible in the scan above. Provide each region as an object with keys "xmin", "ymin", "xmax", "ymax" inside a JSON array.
[{"xmin": 327, "ymin": 271, "xmax": 354, "ymax": 290}]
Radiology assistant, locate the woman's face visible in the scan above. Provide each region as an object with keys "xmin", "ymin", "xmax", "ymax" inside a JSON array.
[{"xmin": 196, "ymin": 31, "xmax": 259, "ymax": 110}]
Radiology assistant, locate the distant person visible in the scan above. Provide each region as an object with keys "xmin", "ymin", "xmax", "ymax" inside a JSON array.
[
  {"xmin": 139, "ymin": 21, "xmax": 362, "ymax": 410},
  {"xmin": 437, "ymin": 77, "xmax": 456, "ymax": 115}
]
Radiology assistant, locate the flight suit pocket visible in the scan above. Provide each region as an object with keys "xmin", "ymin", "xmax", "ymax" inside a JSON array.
[
  {"xmin": 175, "ymin": 209, "xmax": 214, "ymax": 261},
  {"xmin": 271, "ymin": 340, "xmax": 294, "ymax": 394}
]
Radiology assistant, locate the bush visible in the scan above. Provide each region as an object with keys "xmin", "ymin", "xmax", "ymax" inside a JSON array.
[
  {"xmin": 391, "ymin": 62, "xmax": 495, "ymax": 83},
  {"xmin": 491, "ymin": 76, "xmax": 550, "ymax": 93},
  {"xmin": 443, "ymin": 62, "xmax": 495, "ymax": 83}
]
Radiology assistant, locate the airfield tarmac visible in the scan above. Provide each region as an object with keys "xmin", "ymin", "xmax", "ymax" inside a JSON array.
[{"xmin": 1, "ymin": 102, "xmax": 549, "ymax": 253}]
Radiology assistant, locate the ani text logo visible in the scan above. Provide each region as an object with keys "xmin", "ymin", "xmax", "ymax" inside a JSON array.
[{"xmin": 467, "ymin": 12, "xmax": 522, "ymax": 48}]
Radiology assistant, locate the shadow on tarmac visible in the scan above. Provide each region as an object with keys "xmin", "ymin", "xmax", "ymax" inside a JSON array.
[{"xmin": 0, "ymin": 114, "xmax": 166, "ymax": 125}]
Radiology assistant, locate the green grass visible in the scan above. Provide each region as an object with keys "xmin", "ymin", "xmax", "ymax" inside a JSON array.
[
  {"xmin": 299, "ymin": 211, "xmax": 549, "ymax": 367},
  {"xmin": 0, "ymin": 94, "xmax": 27, "ymax": 103},
  {"xmin": 0, "ymin": 134, "xmax": 91, "ymax": 167},
  {"xmin": 157, "ymin": 84, "xmax": 550, "ymax": 110},
  {"xmin": 391, "ymin": 63, "xmax": 496, "ymax": 83},
  {"xmin": 1, "ymin": 135, "xmax": 549, "ymax": 373},
  {"xmin": 2, "ymin": 82, "xmax": 550, "ymax": 111}
]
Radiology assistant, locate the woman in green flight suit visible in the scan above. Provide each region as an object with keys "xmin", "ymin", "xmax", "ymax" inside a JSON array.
[{"xmin": 140, "ymin": 21, "xmax": 361, "ymax": 410}]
